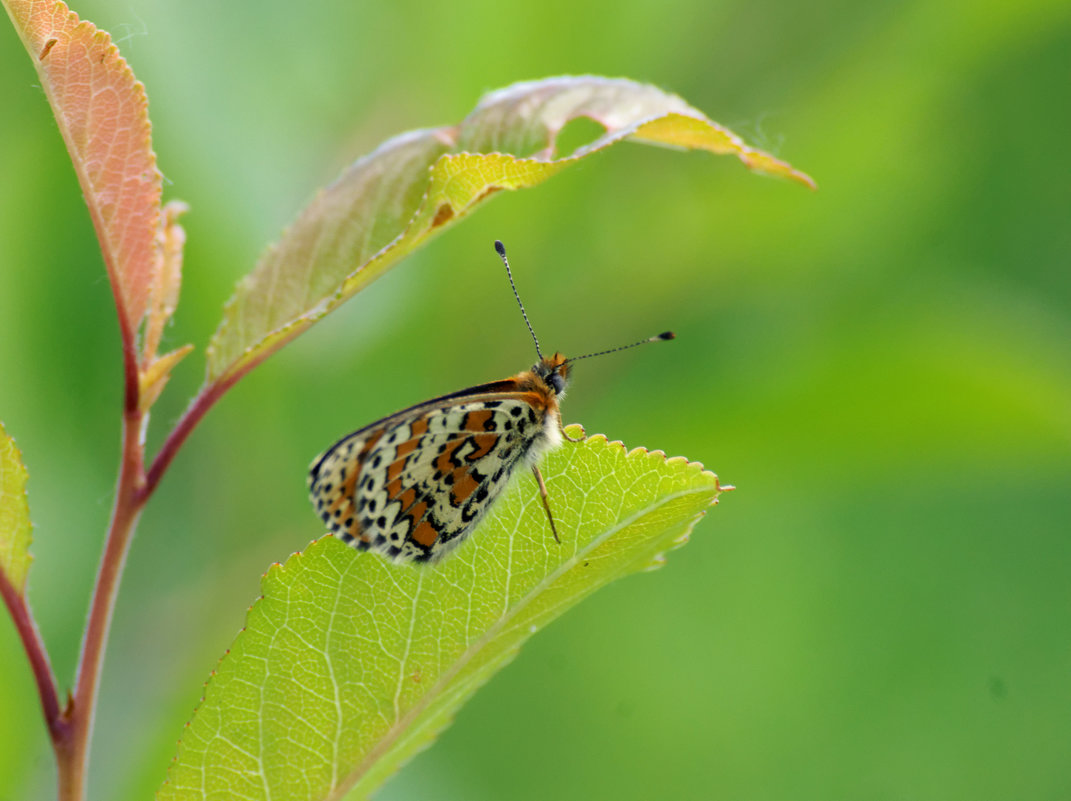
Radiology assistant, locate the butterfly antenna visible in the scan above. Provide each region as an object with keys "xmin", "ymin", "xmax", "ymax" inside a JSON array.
[
  {"xmin": 494, "ymin": 240, "xmax": 543, "ymax": 360},
  {"xmin": 565, "ymin": 331, "xmax": 676, "ymax": 365}
]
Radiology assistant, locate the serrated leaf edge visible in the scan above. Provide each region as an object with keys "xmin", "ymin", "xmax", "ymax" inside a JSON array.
[{"xmin": 160, "ymin": 432, "xmax": 722, "ymax": 796}]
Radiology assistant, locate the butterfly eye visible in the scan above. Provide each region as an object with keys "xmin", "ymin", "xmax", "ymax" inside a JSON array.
[{"xmin": 548, "ymin": 372, "xmax": 566, "ymax": 395}]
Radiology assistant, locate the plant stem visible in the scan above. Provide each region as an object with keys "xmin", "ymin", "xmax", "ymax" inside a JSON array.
[
  {"xmin": 144, "ymin": 370, "xmax": 243, "ymax": 497},
  {"xmin": 55, "ymin": 406, "xmax": 146, "ymax": 801},
  {"xmin": 49, "ymin": 299, "xmax": 245, "ymax": 798},
  {"xmin": 0, "ymin": 570, "xmax": 63, "ymax": 738}
]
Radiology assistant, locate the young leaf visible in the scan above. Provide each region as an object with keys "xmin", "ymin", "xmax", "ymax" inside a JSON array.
[
  {"xmin": 143, "ymin": 201, "xmax": 189, "ymax": 364},
  {"xmin": 140, "ymin": 202, "xmax": 193, "ymax": 412},
  {"xmin": 0, "ymin": 421, "xmax": 32, "ymax": 595},
  {"xmin": 159, "ymin": 428, "xmax": 728, "ymax": 801},
  {"xmin": 204, "ymin": 75, "xmax": 813, "ymax": 386},
  {"xmin": 4, "ymin": 0, "xmax": 163, "ymax": 333}
]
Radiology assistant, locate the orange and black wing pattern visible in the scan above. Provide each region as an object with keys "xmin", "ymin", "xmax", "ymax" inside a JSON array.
[{"xmin": 308, "ymin": 377, "xmax": 560, "ymax": 563}]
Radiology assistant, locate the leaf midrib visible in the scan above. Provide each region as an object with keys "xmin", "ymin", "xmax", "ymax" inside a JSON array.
[{"xmin": 326, "ymin": 480, "xmax": 713, "ymax": 801}]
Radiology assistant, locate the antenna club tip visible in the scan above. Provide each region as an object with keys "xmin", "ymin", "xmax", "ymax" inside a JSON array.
[
  {"xmin": 656, "ymin": 331, "xmax": 676, "ymax": 341},
  {"xmin": 494, "ymin": 240, "xmax": 506, "ymax": 256}
]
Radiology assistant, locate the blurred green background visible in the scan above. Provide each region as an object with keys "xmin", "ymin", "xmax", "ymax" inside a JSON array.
[{"xmin": 2, "ymin": 0, "xmax": 1069, "ymax": 799}]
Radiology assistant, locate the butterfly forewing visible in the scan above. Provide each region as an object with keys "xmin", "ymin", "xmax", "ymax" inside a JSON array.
[{"xmin": 308, "ymin": 389, "xmax": 556, "ymax": 562}]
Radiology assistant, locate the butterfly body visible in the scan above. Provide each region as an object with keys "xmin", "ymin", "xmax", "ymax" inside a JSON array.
[
  {"xmin": 308, "ymin": 354, "xmax": 570, "ymax": 563},
  {"xmin": 308, "ymin": 240, "xmax": 672, "ymax": 565}
]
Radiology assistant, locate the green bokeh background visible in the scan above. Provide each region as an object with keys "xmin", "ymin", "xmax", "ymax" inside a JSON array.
[{"xmin": 1, "ymin": 1, "xmax": 1068, "ymax": 799}]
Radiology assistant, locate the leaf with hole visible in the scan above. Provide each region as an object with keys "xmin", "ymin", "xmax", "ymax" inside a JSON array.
[{"xmin": 204, "ymin": 75, "xmax": 813, "ymax": 388}]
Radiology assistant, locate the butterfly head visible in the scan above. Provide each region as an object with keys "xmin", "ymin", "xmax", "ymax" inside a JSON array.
[{"xmin": 533, "ymin": 352, "xmax": 570, "ymax": 397}]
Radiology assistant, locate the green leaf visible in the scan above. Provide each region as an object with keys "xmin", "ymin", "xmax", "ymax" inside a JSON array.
[
  {"xmin": 0, "ymin": 421, "xmax": 32, "ymax": 595},
  {"xmin": 204, "ymin": 75, "xmax": 813, "ymax": 385},
  {"xmin": 158, "ymin": 428, "xmax": 728, "ymax": 801}
]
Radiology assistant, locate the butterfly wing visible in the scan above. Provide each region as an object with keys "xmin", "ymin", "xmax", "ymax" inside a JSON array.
[{"xmin": 308, "ymin": 382, "xmax": 558, "ymax": 563}]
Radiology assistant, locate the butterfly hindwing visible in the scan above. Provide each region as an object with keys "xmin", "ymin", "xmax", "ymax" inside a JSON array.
[
  {"xmin": 307, "ymin": 427, "xmax": 383, "ymax": 545},
  {"xmin": 309, "ymin": 391, "xmax": 555, "ymax": 563}
]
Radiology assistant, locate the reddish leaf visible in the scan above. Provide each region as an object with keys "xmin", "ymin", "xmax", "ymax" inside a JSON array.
[{"xmin": 5, "ymin": 0, "xmax": 162, "ymax": 332}]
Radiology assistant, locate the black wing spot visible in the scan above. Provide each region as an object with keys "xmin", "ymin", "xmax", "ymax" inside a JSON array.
[{"xmin": 510, "ymin": 406, "xmax": 523, "ymax": 417}]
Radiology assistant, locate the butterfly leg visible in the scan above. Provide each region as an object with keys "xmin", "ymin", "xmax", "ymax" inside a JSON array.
[{"xmin": 531, "ymin": 465, "xmax": 561, "ymax": 544}]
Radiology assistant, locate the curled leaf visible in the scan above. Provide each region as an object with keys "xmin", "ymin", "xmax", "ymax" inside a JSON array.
[{"xmin": 205, "ymin": 76, "xmax": 813, "ymax": 386}]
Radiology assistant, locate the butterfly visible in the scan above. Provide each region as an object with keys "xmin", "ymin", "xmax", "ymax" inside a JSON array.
[{"xmin": 307, "ymin": 240, "xmax": 674, "ymax": 563}]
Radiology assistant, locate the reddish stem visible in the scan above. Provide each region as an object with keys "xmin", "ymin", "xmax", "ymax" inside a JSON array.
[
  {"xmin": 0, "ymin": 570, "xmax": 64, "ymax": 739},
  {"xmin": 46, "ymin": 300, "xmax": 146, "ymax": 800},
  {"xmin": 144, "ymin": 366, "xmax": 248, "ymax": 499},
  {"xmin": 54, "ymin": 404, "xmax": 144, "ymax": 800},
  {"xmin": 17, "ymin": 252, "xmax": 260, "ymax": 800}
]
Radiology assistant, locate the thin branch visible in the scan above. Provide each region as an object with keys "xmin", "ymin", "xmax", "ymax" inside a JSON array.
[
  {"xmin": 54, "ymin": 258, "xmax": 248, "ymax": 799},
  {"xmin": 0, "ymin": 569, "xmax": 64, "ymax": 739},
  {"xmin": 58, "ymin": 406, "xmax": 146, "ymax": 801},
  {"xmin": 55, "ymin": 205, "xmax": 260, "ymax": 799},
  {"xmin": 143, "ymin": 367, "xmax": 247, "ymax": 499}
]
